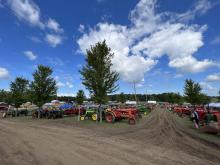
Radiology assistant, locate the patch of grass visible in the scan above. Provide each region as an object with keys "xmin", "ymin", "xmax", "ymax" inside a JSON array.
[{"xmin": 178, "ymin": 115, "xmax": 220, "ymax": 144}]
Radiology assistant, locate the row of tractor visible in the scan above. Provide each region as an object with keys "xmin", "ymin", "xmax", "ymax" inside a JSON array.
[
  {"xmin": 31, "ymin": 103, "xmax": 152, "ymax": 125},
  {"xmin": 172, "ymin": 105, "xmax": 220, "ymax": 134}
]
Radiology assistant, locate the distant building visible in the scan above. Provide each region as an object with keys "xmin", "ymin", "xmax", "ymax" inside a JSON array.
[{"xmin": 147, "ymin": 100, "xmax": 157, "ymax": 104}]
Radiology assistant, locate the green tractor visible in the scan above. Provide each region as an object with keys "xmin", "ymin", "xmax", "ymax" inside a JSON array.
[
  {"xmin": 80, "ymin": 106, "xmax": 98, "ymax": 121},
  {"xmin": 137, "ymin": 104, "xmax": 151, "ymax": 116},
  {"xmin": 80, "ymin": 105, "xmax": 107, "ymax": 121}
]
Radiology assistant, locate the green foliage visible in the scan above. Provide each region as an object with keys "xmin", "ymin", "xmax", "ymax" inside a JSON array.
[
  {"xmin": 219, "ymin": 90, "xmax": 220, "ymax": 101},
  {"xmin": 199, "ymin": 93, "xmax": 211, "ymax": 104},
  {"xmin": 29, "ymin": 65, "xmax": 57, "ymax": 107},
  {"xmin": 184, "ymin": 79, "xmax": 204, "ymax": 104},
  {"xmin": 0, "ymin": 89, "xmax": 12, "ymax": 104},
  {"xmin": 109, "ymin": 92, "xmax": 184, "ymax": 103},
  {"xmin": 10, "ymin": 77, "xmax": 29, "ymax": 108},
  {"xmin": 117, "ymin": 92, "xmax": 126, "ymax": 103},
  {"xmin": 80, "ymin": 41, "xmax": 119, "ymax": 104},
  {"xmin": 76, "ymin": 90, "xmax": 86, "ymax": 105}
]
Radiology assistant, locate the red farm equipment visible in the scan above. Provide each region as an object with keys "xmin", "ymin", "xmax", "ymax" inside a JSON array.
[
  {"xmin": 173, "ymin": 106, "xmax": 191, "ymax": 117},
  {"xmin": 105, "ymin": 107, "xmax": 139, "ymax": 125},
  {"xmin": 63, "ymin": 107, "xmax": 85, "ymax": 116}
]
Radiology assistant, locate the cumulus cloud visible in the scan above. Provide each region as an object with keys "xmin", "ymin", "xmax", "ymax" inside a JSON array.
[
  {"xmin": 8, "ymin": 0, "xmax": 44, "ymax": 28},
  {"xmin": 0, "ymin": 67, "xmax": 10, "ymax": 79},
  {"xmin": 47, "ymin": 18, "xmax": 63, "ymax": 33},
  {"xmin": 206, "ymin": 73, "xmax": 220, "ymax": 82},
  {"xmin": 45, "ymin": 34, "xmax": 63, "ymax": 47},
  {"xmin": 24, "ymin": 50, "xmax": 37, "ymax": 60},
  {"xmin": 77, "ymin": 0, "xmax": 215, "ymax": 83},
  {"xmin": 7, "ymin": 0, "xmax": 64, "ymax": 47}
]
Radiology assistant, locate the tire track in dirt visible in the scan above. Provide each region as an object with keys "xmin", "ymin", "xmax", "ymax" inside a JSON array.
[{"xmin": 0, "ymin": 109, "xmax": 220, "ymax": 165}]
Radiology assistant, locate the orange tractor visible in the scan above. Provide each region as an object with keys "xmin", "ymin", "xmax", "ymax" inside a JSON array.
[{"xmin": 105, "ymin": 107, "xmax": 139, "ymax": 125}]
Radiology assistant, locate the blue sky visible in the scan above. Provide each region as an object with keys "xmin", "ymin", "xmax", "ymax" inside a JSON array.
[{"xmin": 0, "ymin": 0, "xmax": 220, "ymax": 96}]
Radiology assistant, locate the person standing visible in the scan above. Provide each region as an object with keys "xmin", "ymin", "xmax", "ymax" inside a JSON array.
[{"xmin": 191, "ymin": 106, "xmax": 199, "ymax": 128}]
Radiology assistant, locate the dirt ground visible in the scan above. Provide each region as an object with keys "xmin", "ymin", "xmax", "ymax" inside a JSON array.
[{"xmin": 0, "ymin": 109, "xmax": 220, "ymax": 165}]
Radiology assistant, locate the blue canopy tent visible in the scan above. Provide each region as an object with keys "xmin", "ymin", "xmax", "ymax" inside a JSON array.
[{"xmin": 59, "ymin": 103, "xmax": 75, "ymax": 110}]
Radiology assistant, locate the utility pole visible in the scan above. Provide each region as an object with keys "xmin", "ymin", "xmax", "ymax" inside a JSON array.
[
  {"xmin": 146, "ymin": 89, "xmax": 148, "ymax": 103},
  {"xmin": 133, "ymin": 82, "xmax": 138, "ymax": 104}
]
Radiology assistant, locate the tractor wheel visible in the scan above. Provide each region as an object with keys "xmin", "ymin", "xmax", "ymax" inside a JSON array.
[
  {"xmin": 80, "ymin": 116, "xmax": 85, "ymax": 121},
  {"xmin": 105, "ymin": 112, "xmax": 115, "ymax": 123},
  {"xmin": 128, "ymin": 118, "xmax": 136, "ymax": 125},
  {"xmin": 92, "ymin": 114, "xmax": 97, "ymax": 121}
]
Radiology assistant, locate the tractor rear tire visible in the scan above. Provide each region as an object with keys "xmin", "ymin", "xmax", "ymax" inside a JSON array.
[
  {"xmin": 128, "ymin": 118, "xmax": 136, "ymax": 125},
  {"xmin": 105, "ymin": 112, "xmax": 115, "ymax": 123}
]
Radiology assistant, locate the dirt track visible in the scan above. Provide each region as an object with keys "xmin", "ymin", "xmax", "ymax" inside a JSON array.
[{"xmin": 0, "ymin": 109, "xmax": 220, "ymax": 165}]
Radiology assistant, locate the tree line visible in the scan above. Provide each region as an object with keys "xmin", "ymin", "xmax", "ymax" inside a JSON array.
[{"xmin": 0, "ymin": 41, "xmax": 219, "ymax": 109}]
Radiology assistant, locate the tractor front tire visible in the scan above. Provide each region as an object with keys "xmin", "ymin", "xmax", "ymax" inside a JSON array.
[
  {"xmin": 105, "ymin": 112, "xmax": 115, "ymax": 123},
  {"xmin": 80, "ymin": 116, "xmax": 85, "ymax": 121},
  {"xmin": 92, "ymin": 114, "xmax": 97, "ymax": 121}
]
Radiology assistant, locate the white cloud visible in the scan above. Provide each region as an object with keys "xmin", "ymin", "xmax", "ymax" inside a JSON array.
[
  {"xmin": 57, "ymin": 81, "xmax": 65, "ymax": 87},
  {"xmin": 206, "ymin": 73, "xmax": 220, "ymax": 82},
  {"xmin": 78, "ymin": 24, "xmax": 85, "ymax": 33},
  {"xmin": 47, "ymin": 57, "xmax": 64, "ymax": 66},
  {"xmin": 57, "ymin": 93, "xmax": 76, "ymax": 97},
  {"xmin": 56, "ymin": 79, "xmax": 73, "ymax": 89},
  {"xmin": 29, "ymin": 36, "xmax": 41, "ymax": 43},
  {"xmin": 0, "ymin": 67, "xmax": 10, "ymax": 79},
  {"xmin": 24, "ymin": 50, "xmax": 37, "ymax": 60},
  {"xmin": 77, "ymin": 0, "xmax": 215, "ymax": 83},
  {"xmin": 47, "ymin": 18, "xmax": 63, "ymax": 33},
  {"xmin": 177, "ymin": 0, "xmax": 214, "ymax": 22},
  {"xmin": 211, "ymin": 36, "xmax": 220, "ymax": 45},
  {"xmin": 200, "ymin": 81, "xmax": 217, "ymax": 95},
  {"xmin": 7, "ymin": 0, "xmax": 64, "ymax": 47},
  {"xmin": 174, "ymin": 73, "xmax": 183, "ymax": 78},
  {"xmin": 45, "ymin": 34, "xmax": 63, "ymax": 47},
  {"xmin": 66, "ymin": 81, "xmax": 73, "ymax": 88},
  {"xmin": 8, "ymin": 0, "xmax": 44, "ymax": 28}
]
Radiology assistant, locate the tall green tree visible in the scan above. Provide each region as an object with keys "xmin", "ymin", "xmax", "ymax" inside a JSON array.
[
  {"xmin": 10, "ymin": 77, "xmax": 29, "ymax": 108},
  {"xmin": 80, "ymin": 41, "xmax": 119, "ymax": 122},
  {"xmin": 30, "ymin": 65, "xmax": 57, "ymax": 107},
  {"xmin": 184, "ymin": 79, "xmax": 202, "ymax": 104},
  {"xmin": 75, "ymin": 90, "xmax": 85, "ymax": 105}
]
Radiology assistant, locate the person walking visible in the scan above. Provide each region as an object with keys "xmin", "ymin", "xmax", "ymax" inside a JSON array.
[{"xmin": 191, "ymin": 106, "xmax": 199, "ymax": 129}]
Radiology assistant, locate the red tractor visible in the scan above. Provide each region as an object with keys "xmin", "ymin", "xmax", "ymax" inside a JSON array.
[
  {"xmin": 173, "ymin": 106, "xmax": 191, "ymax": 117},
  {"xmin": 105, "ymin": 107, "xmax": 139, "ymax": 125}
]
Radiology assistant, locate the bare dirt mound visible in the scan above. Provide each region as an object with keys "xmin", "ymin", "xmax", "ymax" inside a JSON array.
[{"xmin": 0, "ymin": 109, "xmax": 220, "ymax": 165}]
